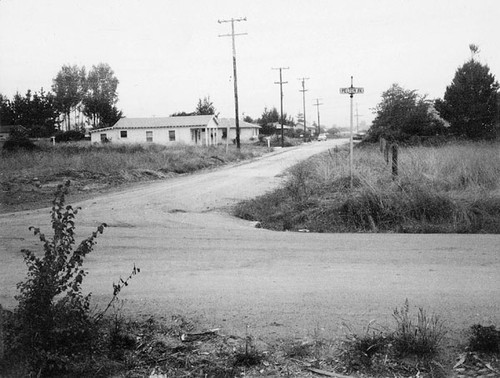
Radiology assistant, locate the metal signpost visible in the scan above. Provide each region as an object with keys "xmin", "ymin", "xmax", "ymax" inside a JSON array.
[{"xmin": 340, "ymin": 76, "xmax": 364, "ymax": 187}]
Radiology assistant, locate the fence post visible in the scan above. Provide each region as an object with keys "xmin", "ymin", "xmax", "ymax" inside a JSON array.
[
  {"xmin": 384, "ymin": 140, "xmax": 389, "ymax": 164},
  {"xmin": 0, "ymin": 304, "xmax": 4, "ymax": 361},
  {"xmin": 379, "ymin": 137, "xmax": 386, "ymax": 154},
  {"xmin": 391, "ymin": 144, "xmax": 398, "ymax": 179}
]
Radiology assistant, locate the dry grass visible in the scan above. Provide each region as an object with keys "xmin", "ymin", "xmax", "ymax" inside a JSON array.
[
  {"xmin": 234, "ymin": 141, "xmax": 500, "ymax": 233},
  {"xmin": 1, "ymin": 141, "xmax": 264, "ymax": 180},
  {"xmin": 0, "ymin": 141, "xmax": 267, "ymax": 212}
]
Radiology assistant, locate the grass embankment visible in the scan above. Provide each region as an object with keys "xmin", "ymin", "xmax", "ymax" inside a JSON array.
[
  {"xmin": 234, "ymin": 141, "xmax": 500, "ymax": 233},
  {"xmin": 0, "ymin": 142, "xmax": 266, "ymax": 212}
]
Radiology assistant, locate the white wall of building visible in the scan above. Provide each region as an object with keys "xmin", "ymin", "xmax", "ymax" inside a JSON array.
[
  {"xmin": 226, "ymin": 127, "xmax": 259, "ymax": 143},
  {"xmin": 90, "ymin": 118, "xmax": 220, "ymax": 145}
]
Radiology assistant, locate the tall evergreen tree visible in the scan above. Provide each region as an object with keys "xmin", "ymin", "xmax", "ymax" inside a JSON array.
[
  {"xmin": 257, "ymin": 107, "xmax": 295, "ymax": 135},
  {"xmin": 195, "ymin": 96, "xmax": 216, "ymax": 115},
  {"xmin": 435, "ymin": 48, "xmax": 499, "ymax": 139},
  {"xmin": 6, "ymin": 89, "xmax": 59, "ymax": 137},
  {"xmin": 0, "ymin": 94, "xmax": 15, "ymax": 125}
]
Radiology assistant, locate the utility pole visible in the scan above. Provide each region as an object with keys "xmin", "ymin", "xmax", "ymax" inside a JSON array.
[
  {"xmin": 355, "ymin": 103, "xmax": 363, "ymax": 133},
  {"xmin": 272, "ymin": 67, "xmax": 289, "ymax": 148},
  {"xmin": 298, "ymin": 77, "xmax": 309, "ymax": 141},
  {"xmin": 218, "ymin": 17, "xmax": 247, "ymax": 150},
  {"xmin": 313, "ymin": 98, "xmax": 323, "ymax": 136}
]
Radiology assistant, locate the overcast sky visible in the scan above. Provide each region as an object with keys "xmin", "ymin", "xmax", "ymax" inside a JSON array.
[{"xmin": 1, "ymin": 0, "xmax": 499, "ymax": 129}]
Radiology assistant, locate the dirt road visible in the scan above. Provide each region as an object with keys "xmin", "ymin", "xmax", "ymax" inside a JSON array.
[{"xmin": 1, "ymin": 139, "xmax": 499, "ymax": 342}]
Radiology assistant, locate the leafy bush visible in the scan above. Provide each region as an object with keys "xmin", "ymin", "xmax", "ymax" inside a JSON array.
[{"xmin": 11, "ymin": 181, "xmax": 107, "ymax": 375}]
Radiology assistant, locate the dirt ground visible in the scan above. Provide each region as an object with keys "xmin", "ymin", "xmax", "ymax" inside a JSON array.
[{"xmin": 1, "ymin": 139, "xmax": 499, "ymax": 348}]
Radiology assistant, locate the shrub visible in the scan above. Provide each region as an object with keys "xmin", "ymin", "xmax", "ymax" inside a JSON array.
[
  {"xmin": 54, "ymin": 129, "xmax": 86, "ymax": 142},
  {"xmin": 392, "ymin": 299, "xmax": 446, "ymax": 358},
  {"xmin": 12, "ymin": 181, "xmax": 107, "ymax": 375},
  {"xmin": 2, "ymin": 125, "xmax": 38, "ymax": 151},
  {"xmin": 339, "ymin": 322, "xmax": 391, "ymax": 370}
]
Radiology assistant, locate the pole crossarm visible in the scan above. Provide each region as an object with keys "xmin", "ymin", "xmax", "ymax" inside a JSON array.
[
  {"xmin": 218, "ymin": 33, "xmax": 248, "ymax": 38},
  {"xmin": 218, "ymin": 17, "xmax": 247, "ymax": 24}
]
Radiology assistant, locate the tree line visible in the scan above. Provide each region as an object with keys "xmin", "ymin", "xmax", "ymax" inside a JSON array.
[
  {"xmin": 0, "ymin": 63, "xmax": 122, "ymax": 138},
  {"xmin": 367, "ymin": 45, "xmax": 499, "ymax": 142}
]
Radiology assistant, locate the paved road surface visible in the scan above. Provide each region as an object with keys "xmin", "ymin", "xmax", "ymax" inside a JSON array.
[{"xmin": 1, "ymin": 139, "xmax": 499, "ymax": 341}]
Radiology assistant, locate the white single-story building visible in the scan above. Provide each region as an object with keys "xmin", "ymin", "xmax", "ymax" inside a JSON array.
[
  {"xmin": 89, "ymin": 115, "xmax": 220, "ymax": 146},
  {"xmin": 217, "ymin": 118, "xmax": 261, "ymax": 143}
]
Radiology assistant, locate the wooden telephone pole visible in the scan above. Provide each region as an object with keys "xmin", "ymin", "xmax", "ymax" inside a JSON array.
[
  {"xmin": 218, "ymin": 17, "xmax": 247, "ymax": 149},
  {"xmin": 313, "ymin": 98, "xmax": 323, "ymax": 136},
  {"xmin": 355, "ymin": 103, "xmax": 363, "ymax": 133},
  {"xmin": 298, "ymin": 77, "xmax": 309, "ymax": 141},
  {"xmin": 272, "ymin": 67, "xmax": 289, "ymax": 148}
]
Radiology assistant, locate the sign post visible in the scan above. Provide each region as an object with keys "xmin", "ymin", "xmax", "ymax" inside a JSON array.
[{"xmin": 340, "ymin": 76, "xmax": 364, "ymax": 188}]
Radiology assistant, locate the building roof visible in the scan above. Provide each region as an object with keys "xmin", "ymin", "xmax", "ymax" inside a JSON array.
[
  {"xmin": 89, "ymin": 115, "xmax": 217, "ymax": 133},
  {"xmin": 218, "ymin": 118, "xmax": 261, "ymax": 129}
]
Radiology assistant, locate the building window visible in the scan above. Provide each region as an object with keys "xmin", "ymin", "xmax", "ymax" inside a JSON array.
[
  {"xmin": 169, "ymin": 130, "xmax": 175, "ymax": 141},
  {"xmin": 146, "ymin": 131, "xmax": 153, "ymax": 142},
  {"xmin": 120, "ymin": 130, "xmax": 127, "ymax": 138},
  {"xmin": 100, "ymin": 133, "xmax": 107, "ymax": 142}
]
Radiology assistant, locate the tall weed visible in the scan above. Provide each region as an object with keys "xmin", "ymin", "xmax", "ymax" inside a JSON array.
[
  {"xmin": 392, "ymin": 300, "xmax": 447, "ymax": 358},
  {"xmin": 235, "ymin": 141, "xmax": 500, "ymax": 233}
]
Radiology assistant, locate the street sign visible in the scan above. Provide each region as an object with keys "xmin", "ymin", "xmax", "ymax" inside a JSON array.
[
  {"xmin": 340, "ymin": 76, "xmax": 364, "ymax": 189},
  {"xmin": 340, "ymin": 87, "xmax": 364, "ymax": 95}
]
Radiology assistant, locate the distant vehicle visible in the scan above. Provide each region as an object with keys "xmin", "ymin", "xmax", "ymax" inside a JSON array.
[
  {"xmin": 353, "ymin": 132, "xmax": 366, "ymax": 140},
  {"xmin": 317, "ymin": 133, "xmax": 328, "ymax": 141}
]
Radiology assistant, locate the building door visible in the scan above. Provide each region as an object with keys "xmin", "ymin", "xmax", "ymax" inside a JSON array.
[{"xmin": 191, "ymin": 129, "xmax": 202, "ymax": 145}]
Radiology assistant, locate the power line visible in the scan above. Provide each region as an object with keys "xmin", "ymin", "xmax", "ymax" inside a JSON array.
[
  {"xmin": 298, "ymin": 77, "xmax": 309, "ymax": 141},
  {"xmin": 272, "ymin": 67, "xmax": 289, "ymax": 148},
  {"xmin": 218, "ymin": 17, "xmax": 247, "ymax": 150}
]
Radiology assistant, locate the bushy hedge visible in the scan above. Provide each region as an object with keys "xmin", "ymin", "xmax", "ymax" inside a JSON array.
[
  {"xmin": 2, "ymin": 125, "xmax": 38, "ymax": 151},
  {"xmin": 54, "ymin": 129, "xmax": 86, "ymax": 142}
]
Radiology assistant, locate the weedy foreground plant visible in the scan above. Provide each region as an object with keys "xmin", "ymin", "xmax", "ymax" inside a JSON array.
[
  {"xmin": 337, "ymin": 300, "xmax": 448, "ymax": 377},
  {"xmin": 1, "ymin": 181, "xmax": 139, "ymax": 376}
]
